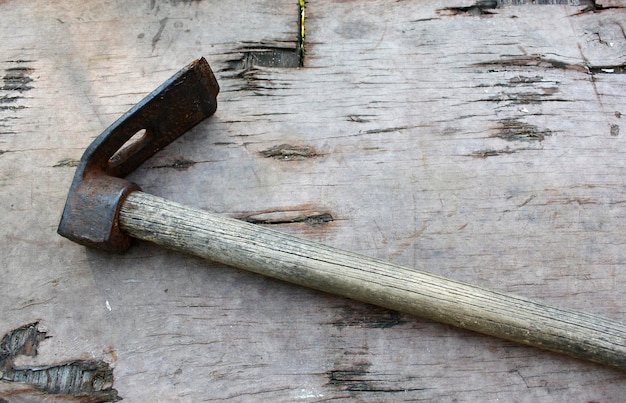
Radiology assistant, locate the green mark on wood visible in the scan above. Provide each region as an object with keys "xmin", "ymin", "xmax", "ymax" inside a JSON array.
[{"xmin": 299, "ymin": 0, "xmax": 306, "ymax": 67}]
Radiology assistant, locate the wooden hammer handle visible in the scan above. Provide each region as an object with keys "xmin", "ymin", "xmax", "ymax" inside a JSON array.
[{"xmin": 120, "ymin": 191, "xmax": 626, "ymax": 369}]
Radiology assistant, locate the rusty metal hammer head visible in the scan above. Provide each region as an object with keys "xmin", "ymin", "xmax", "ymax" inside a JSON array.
[{"xmin": 57, "ymin": 58, "xmax": 219, "ymax": 252}]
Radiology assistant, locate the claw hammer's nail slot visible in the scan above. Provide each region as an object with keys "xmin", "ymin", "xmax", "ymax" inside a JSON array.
[{"xmin": 108, "ymin": 128, "xmax": 151, "ymax": 168}]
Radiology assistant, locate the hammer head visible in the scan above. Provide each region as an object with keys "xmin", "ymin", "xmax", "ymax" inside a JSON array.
[{"xmin": 58, "ymin": 58, "xmax": 219, "ymax": 252}]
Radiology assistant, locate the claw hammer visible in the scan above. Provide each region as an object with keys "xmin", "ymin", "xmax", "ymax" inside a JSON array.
[{"xmin": 58, "ymin": 58, "xmax": 626, "ymax": 370}]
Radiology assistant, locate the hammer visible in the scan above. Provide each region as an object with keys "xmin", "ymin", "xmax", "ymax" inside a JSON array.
[{"xmin": 58, "ymin": 58, "xmax": 626, "ymax": 370}]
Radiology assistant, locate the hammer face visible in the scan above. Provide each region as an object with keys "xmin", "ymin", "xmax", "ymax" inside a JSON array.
[
  {"xmin": 58, "ymin": 176, "xmax": 140, "ymax": 252},
  {"xmin": 57, "ymin": 58, "xmax": 220, "ymax": 252}
]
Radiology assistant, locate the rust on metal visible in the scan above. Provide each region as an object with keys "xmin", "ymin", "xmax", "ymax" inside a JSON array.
[{"xmin": 57, "ymin": 57, "xmax": 219, "ymax": 252}]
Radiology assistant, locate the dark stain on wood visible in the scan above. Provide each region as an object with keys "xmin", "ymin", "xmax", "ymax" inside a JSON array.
[
  {"xmin": 507, "ymin": 75, "xmax": 545, "ymax": 85},
  {"xmin": 474, "ymin": 55, "xmax": 587, "ymax": 73},
  {"xmin": 148, "ymin": 158, "xmax": 197, "ymax": 170},
  {"xmin": 469, "ymin": 147, "xmax": 519, "ymax": 158},
  {"xmin": 151, "ymin": 18, "xmax": 168, "ymax": 52},
  {"xmin": 224, "ymin": 2, "xmax": 305, "ymax": 70},
  {"xmin": 0, "ymin": 323, "xmax": 120, "ymax": 402},
  {"xmin": 444, "ymin": 0, "xmax": 598, "ymax": 15},
  {"xmin": 0, "ymin": 96, "xmax": 24, "ymax": 111},
  {"xmin": 221, "ymin": 67, "xmax": 288, "ymax": 95},
  {"xmin": 328, "ymin": 302, "xmax": 409, "ymax": 329},
  {"xmin": 574, "ymin": 0, "xmax": 626, "ymax": 14},
  {"xmin": 610, "ymin": 124, "xmax": 620, "ymax": 136},
  {"xmin": 347, "ymin": 114, "xmax": 373, "ymax": 123},
  {"xmin": 503, "ymin": 0, "xmax": 593, "ymax": 5},
  {"xmin": 439, "ymin": 0, "xmax": 599, "ymax": 16},
  {"xmin": 327, "ymin": 361, "xmax": 373, "ymax": 392},
  {"xmin": 260, "ymin": 143, "xmax": 318, "ymax": 160},
  {"xmin": 482, "ymin": 90, "xmax": 567, "ymax": 105},
  {"xmin": 2, "ymin": 66, "xmax": 34, "ymax": 92},
  {"xmin": 1, "ymin": 62, "xmax": 33, "ymax": 138},
  {"xmin": 495, "ymin": 118, "xmax": 552, "ymax": 141},
  {"xmin": 326, "ymin": 359, "xmax": 427, "ymax": 393},
  {"xmin": 230, "ymin": 46, "xmax": 302, "ymax": 69},
  {"xmin": 222, "ymin": 2, "xmax": 304, "ymax": 74},
  {"xmin": 477, "ymin": 76, "xmax": 567, "ymax": 106},
  {"xmin": 439, "ymin": 1, "xmax": 498, "ymax": 16}
]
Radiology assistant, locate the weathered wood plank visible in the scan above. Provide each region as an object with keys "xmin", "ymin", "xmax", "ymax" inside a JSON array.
[{"xmin": 1, "ymin": 0, "xmax": 625, "ymax": 401}]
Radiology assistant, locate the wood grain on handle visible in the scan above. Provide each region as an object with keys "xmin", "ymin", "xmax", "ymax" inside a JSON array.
[{"xmin": 120, "ymin": 191, "xmax": 626, "ymax": 369}]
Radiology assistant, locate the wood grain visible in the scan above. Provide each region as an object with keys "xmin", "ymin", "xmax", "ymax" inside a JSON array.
[{"xmin": 1, "ymin": 0, "xmax": 626, "ymax": 401}]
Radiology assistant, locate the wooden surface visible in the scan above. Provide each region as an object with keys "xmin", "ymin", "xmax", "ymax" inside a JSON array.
[{"xmin": 1, "ymin": 0, "xmax": 626, "ymax": 401}]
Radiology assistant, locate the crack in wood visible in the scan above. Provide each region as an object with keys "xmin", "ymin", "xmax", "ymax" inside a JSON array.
[
  {"xmin": 364, "ymin": 126, "xmax": 414, "ymax": 135},
  {"xmin": 327, "ymin": 361, "xmax": 426, "ymax": 393},
  {"xmin": 224, "ymin": 2, "xmax": 305, "ymax": 71},
  {"xmin": 236, "ymin": 204, "xmax": 334, "ymax": 227},
  {"xmin": 0, "ymin": 104, "xmax": 25, "ymax": 111},
  {"xmin": 442, "ymin": 0, "xmax": 598, "ymax": 16},
  {"xmin": 219, "ymin": 2, "xmax": 305, "ymax": 95},
  {"xmin": 574, "ymin": 0, "xmax": 626, "ymax": 14},
  {"xmin": 474, "ymin": 55, "xmax": 587, "ymax": 72},
  {"xmin": 221, "ymin": 66, "xmax": 295, "ymax": 96},
  {"xmin": 228, "ymin": 46, "xmax": 302, "ymax": 70},
  {"xmin": 440, "ymin": 1, "xmax": 498, "ymax": 16},
  {"xmin": 479, "ymin": 75, "xmax": 560, "ymax": 89},
  {"xmin": 260, "ymin": 143, "xmax": 317, "ymax": 160},
  {"xmin": 327, "ymin": 302, "xmax": 409, "ymax": 329},
  {"xmin": 480, "ymin": 90, "xmax": 569, "ymax": 105},
  {"xmin": 327, "ymin": 362, "xmax": 373, "ymax": 391},
  {"xmin": 148, "ymin": 158, "xmax": 197, "ymax": 170},
  {"xmin": 0, "ymin": 95, "xmax": 21, "ymax": 105},
  {"xmin": 476, "ymin": 75, "xmax": 569, "ymax": 105},
  {"xmin": 506, "ymin": 75, "xmax": 546, "ymax": 85},
  {"xmin": 589, "ymin": 65, "xmax": 626, "ymax": 74},
  {"xmin": 502, "ymin": 0, "xmax": 593, "ymax": 4},
  {"xmin": 244, "ymin": 212, "xmax": 333, "ymax": 227},
  {"xmin": 217, "ymin": 2, "xmax": 306, "ymax": 96},
  {"xmin": 0, "ymin": 323, "xmax": 120, "ymax": 402},
  {"xmin": 347, "ymin": 115, "xmax": 373, "ymax": 123}
]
